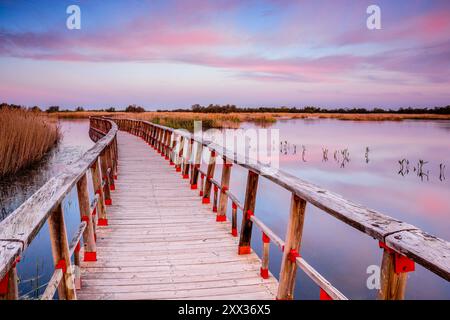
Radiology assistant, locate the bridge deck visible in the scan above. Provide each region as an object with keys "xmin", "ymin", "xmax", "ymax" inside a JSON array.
[{"xmin": 78, "ymin": 131, "xmax": 278, "ymax": 300}]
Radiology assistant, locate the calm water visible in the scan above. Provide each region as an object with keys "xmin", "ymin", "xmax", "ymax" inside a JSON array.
[
  {"xmin": 210, "ymin": 119, "xmax": 450, "ymax": 300},
  {"xmin": 1, "ymin": 118, "xmax": 449, "ymax": 299}
]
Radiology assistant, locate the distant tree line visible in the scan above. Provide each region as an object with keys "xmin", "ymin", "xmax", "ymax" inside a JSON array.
[
  {"xmin": 2, "ymin": 102, "xmax": 449, "ymax": 114},
  {"xmin": 0, "ymin": 103, "xmax": 146, "ymax": 113},
  {"xmin": 156, "ymin": 104, "xmax": 450, "ymax": 115}
]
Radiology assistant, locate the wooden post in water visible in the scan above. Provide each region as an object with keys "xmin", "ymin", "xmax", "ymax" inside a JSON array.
[
  {"xmin": 238, "ymin": 170, "xmax": 259, "ymax": 254},
  {"xmin": 217, "ymin": 159, "xmax": 232, "ymax": 221},
  {"xmin": 378, "ymin": 243, "xmax": 410, "ymax": 300},
  {"xmin": 277, "ymin": 193, "xmax": 307, "ymax": 300},
  {"xmin": 77, "ymin": 173, "xmax": 97, "ymax": 262},
  {"xmin": 48, "ymin": 204, "xmax": 77, "ymax": 300},
  {"xmin": 202, "ymin": 150, "xmax": 216, "ymax": 204}
]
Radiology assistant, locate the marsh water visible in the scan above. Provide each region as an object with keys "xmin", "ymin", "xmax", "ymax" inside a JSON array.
[{"xmin": 1, "ymin": 118, "xmax": 449, "ymax": 299}]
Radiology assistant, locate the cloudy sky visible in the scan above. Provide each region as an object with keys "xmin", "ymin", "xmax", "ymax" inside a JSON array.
[{"xmin": 0, "ymin": 0, "xmax": 449, "ymax": 109}]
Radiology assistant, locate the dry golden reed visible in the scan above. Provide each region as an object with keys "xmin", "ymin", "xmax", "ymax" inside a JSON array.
[{"xmin": 0, "ymin": 108, "xmax": 60, "ymax": 177}]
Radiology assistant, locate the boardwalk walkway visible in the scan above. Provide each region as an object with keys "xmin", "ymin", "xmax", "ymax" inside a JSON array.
[{"xmin": 78, "ymin": 131, "xmax": 278, "ymax": 300}]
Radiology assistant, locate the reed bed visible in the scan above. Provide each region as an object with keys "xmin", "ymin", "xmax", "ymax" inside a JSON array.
[{"xmin": 0, "ymin": 108, "xmax": 60, "ymax": 177}]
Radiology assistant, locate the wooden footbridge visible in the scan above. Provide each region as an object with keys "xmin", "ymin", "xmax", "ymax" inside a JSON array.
[{"xmin": 1, "ymin": 117, "xmax": 449, "ymax": 300}]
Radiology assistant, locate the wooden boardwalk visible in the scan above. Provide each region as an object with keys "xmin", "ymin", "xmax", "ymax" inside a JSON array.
[
  {"xmin": 2, "ymin": 118, "xmax": 448, "ymax": 301},
  {"xmin": 78, "ymin": 131, "xmax": 278, "ymax": 300}
]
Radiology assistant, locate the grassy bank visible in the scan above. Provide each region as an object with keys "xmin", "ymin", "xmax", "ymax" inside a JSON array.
[
  {"xmin": 52, "ymin": 111, "xmax": 278, "ymax": 130},
  {"xmin": 0, "ymin": 108, "xmax": 60, "ymax": 177},
  {"xmin": 52, "ymin": 111, "xmax": 450, "ymax": 131}
]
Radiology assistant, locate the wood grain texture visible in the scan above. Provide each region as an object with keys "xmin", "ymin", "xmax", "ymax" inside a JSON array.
[{"xmin": 77, "ymin": 131, "xmax": 277, "ymax": 300}]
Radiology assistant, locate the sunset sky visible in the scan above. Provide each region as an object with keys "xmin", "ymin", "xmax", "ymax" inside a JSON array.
[{"xmin": 0, "ymin": 0, "xmax": 449, "ymax": 109}]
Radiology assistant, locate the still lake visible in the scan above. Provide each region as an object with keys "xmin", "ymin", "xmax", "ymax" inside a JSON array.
[{"xmin": 1, "ymin": 118, "xmax": 449, "ymax": 299}]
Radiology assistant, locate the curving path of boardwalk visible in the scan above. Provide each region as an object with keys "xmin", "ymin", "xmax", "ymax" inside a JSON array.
[{"xmin": 78, "ymin": 131, "xmax": 278, "ymax": 300}]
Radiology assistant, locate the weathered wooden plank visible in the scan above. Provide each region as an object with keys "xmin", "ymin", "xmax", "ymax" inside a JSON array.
[
  {"xmin": 76, "ymin": 130, "xmax": 277, "ymax": 300},
  {"xmin": 384, "ymin": 230, "xmax": 450, "ymax": 281}
]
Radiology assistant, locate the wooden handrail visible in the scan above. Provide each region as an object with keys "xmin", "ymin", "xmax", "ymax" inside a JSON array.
[
  {"xmin": 0, "ymin": 117, "xmax": 118, "ymax": 300},
  {"xmin": 113, "ymin": 118, "xmax": 450, "ymax": 300}
]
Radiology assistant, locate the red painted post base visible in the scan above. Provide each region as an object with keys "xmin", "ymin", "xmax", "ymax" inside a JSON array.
[
  {"xmin": 165, "ymin": 156, "xmax": 169, "ymax": 160},
  {"xmin": 238, "ymin": 246, "xmax": 251, "ymax": 255},
  {"xmin": 199, "ymin": 191, "xmax": 204, "ymax": 197},
  {"xmin": 231, "ymin": 228, "xmax": 238, "ymax": 237},
  {"xmin": 260, "ymin": 267, "xmax": 269, "ymax": 279},
  {"xmin": 183, "ymin": 174, "xmax": 189, "ymax": 179},
  {"xmin": 0, "ymin": 273, "xmax": 9, "ymax": 294},
  {"xmin": 84, "ymin": 251, "xmax": 97, "ymax": 262},
  {"xmin": 202, "ymin": 197, "xmax": 210, "ymax": 204},
  {"xmin": 105, "ymin": 199, "xmax": 112, "ymax": 205},
  {"xmin": 170, "ymin": 161, "xmax": 174, "ymax": 166},
  {"xmin": 190, "ymin": 184, "xmax": 197, "ymax": 190},
  {"xmin": 320, "ymin": 288, "xmax": 333, "ymax": 300},
  {"xmin": 216, "ymin": 215, "xmax": 226, "ymax": 222},
  {"xmin": 212, "ymin": 206, "xmax": 217, "ymax": 213},
  {"xmin": 98, "ymin": 218, "xmax": 108, "ymax": 226},
  {"xmin": 176, "ymin": 167, "xmax": 181, "ymax": 172},
  {"xmin": 114, "ymin": 175, "xmax": 118, "ymax": 180},
  {"xmin": 110, "ymin": 184, "xmax": 115, "ymax": 191}
]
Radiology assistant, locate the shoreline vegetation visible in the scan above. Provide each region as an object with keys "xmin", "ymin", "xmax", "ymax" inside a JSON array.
[
  {"xmin": 0, "ymin": 107, "xmax": 60, "ymax": 177},
  {"xmin": 2, "ymin": 103, "xmax": 450, "ymax": 131},
  {"xmin": 51, "ymin": 104, "xmax": 450, "ymax": 131}
]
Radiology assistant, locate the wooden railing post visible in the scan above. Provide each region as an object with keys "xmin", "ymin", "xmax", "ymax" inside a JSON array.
[
  {"xmin": 190, "ymin": 141, "xmax": 203, "ymax": 189},
  {"xmin": 100, "ymin": 149, "xmax": 112, "ymax": 205},
  {"xmin": 169, "ymin": 132, "xmax": 175, "ymax": 165},
  {"xmin": 106, "ymin": 145, "xmax": 115, "ymax": 191},
  {"xmin": 182, "ymin": 138, "xmax": 194, "ymax": 179},
  {"xmin": 377, "ymin": 242, "xmax": 412, "ymax": 300},
  {"xmin": 217, "ymin": 159, "xmax": 232, "ymax": 221},
  {"xmin": 261, "ymin": 232, "xmax": 270, "ymax": 279},
  {"xmin": 164, "ymin": 130, "xmax": 171, "ymax": 160},
  {"xmin": 277, "ymin": 193, "xmax": 307, "ymax": 300},
  {"xmin": 91, "ymin": 158, "xmax": 107, "ymax": 226},
  {"xmin": 176, "ymin": 136, "xmax": 184, "ymax": 172},
  {"xmin": 238, "ymin": 170, "xmax": 259, "ymax": 254},
  {"xmin": 231, "ymin": 202, "xmax": 238, "ymax": 237},
  {"xmin": 0, "ymin": 266, "xmax": 18, "ymax": 300},
  {"xmin": 48, "ymin": 204, "xmax": 77, "ymax": 300},
  {"xmin": 77, "ymin": 173, "xmax": 97, "ymax": 262},
  {"xmin": 202, "ymin": 150, "xmax": 216, "ymax": 204}
]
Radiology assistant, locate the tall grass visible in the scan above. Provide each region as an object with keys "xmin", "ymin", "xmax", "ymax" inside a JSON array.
[{"xmin": 0, "ymin": 108, "xmax": 60, "ymax": 177}]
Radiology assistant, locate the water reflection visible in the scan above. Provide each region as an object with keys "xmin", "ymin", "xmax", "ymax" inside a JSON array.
[{"xmin": 234, "ymin": 119, "xmax": 450, "ymax": 299}]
